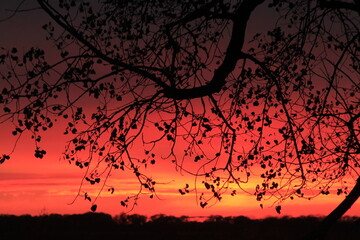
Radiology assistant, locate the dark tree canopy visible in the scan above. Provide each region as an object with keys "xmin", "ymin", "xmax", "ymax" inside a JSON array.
[{"xmin": 0, "ymin": 0, "xmax": 359, "ymax": 229}]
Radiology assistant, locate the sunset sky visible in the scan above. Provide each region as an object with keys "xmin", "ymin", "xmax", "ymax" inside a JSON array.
[{"xmin": 0, "ymin": 0, "xmax": 359, "ymax": 219}]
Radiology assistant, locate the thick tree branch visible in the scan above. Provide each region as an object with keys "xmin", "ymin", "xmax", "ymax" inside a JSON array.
[
  {"xmin": 301, "ymin": 176, "xmax": 360, "ymax": 240},
  {"xmin": 163, "ymin": 0, "xmax": 265, "ymax": 100},
  {"xmin": 318, "ymin": 0, "xmax": 360, "ymax": 13}
]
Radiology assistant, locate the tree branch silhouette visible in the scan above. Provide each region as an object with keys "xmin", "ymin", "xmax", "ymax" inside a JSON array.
[{"xmin": 0, "ymin": 1, "xmax": 359, "ymax": 238}]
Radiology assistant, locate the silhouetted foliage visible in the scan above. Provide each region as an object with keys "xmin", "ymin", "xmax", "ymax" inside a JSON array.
[{"xmin": 0, "ymin": 0, "xmax": 359, "ymax": 237}]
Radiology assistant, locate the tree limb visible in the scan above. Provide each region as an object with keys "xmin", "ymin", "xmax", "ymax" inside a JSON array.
[{"xmin": 163, "ymin": 0, "xmax": 265, "ymax": 99}]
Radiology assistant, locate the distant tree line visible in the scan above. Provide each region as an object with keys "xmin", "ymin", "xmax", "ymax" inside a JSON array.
[{"xmin": 0, "ymin": 212, "xmax": 359, "ymax": 240}]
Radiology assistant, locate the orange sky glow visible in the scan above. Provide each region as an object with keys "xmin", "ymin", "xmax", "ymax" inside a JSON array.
[
  {"xmin": 0, "ymin": 0, "xmax": 359, "ymax": 219},
  {"xmin": 1, "ymin": 124, "xmax": 359, "ymax": 218}
]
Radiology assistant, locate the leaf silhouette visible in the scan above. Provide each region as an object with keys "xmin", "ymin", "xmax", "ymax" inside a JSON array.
[
  {"xmin": 276, "ymin": 206, "xmax": 281, "ymax": 214},
  {"xmin": 91, "ymin": 204, "xmax": 97, "ymax": 212}
]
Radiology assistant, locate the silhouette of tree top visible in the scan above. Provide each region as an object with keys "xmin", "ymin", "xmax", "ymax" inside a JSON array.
[{"xmin": 0, "ymin": 0, "xmax": 359, "ymax": 237}]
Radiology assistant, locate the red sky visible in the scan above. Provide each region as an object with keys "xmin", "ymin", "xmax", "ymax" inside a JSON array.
[
  {"xmin": 0, "ymin": 0, "xmax": 359, "ymax": 219},
  {"xmin": 1, "ymin": 128, "xmax": 359, "ymax": 218}
]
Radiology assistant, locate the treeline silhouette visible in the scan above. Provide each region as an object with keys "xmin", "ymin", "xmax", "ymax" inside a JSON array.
[{"xmin": 0, "ymin": 212, "xmax": 359, "ymax": 240}]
